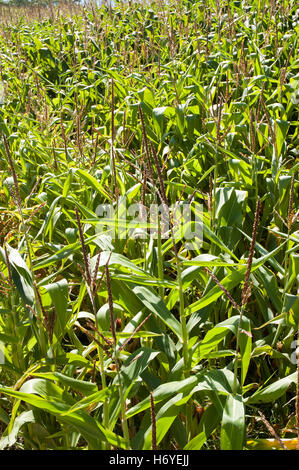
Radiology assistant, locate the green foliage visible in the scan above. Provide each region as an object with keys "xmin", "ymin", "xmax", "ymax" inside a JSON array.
[{"xmin": 0, "ymin": 0, "xmax": 298, "ymax": 450}]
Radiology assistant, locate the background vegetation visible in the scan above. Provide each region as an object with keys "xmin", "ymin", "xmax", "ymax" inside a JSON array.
[{"xmin": 0, "ymin": 0, "xmax": 298, "ymax": 450}]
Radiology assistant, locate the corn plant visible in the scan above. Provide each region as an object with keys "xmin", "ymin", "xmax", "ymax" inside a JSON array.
[{"xmin": 0, "ymin": 0, "xmax": 298, "ymax": 450}]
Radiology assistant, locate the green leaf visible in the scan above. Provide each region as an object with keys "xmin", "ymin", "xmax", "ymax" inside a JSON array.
[
  {"xmin": 194, "ymin": 316, "xmax": 240, "ymax": 360},
  {"xmin": 142, "ymin": 393, "xmax": 190, "ymax": 450},
  {"xmin": 61, "ymin": 387, "xmax": 116, "ymax": 416},
  {"xmin": 186, "ymin": 242, "xmax": 287, "ymax": 316},
  {"xmin": 0, "ymin": 411, "xmax": 36, "ymax": 450},
  {"xmin": 131, "ymin": 285, "xmax": 182, "ymax": 340},
  {"xmin": 239, "ymin": 316, "xmax": 252, "ymax": 386},
  {"xmin": 220, "ymin": 394, "xmax": 245, "ymax": 450},
  {"xmin": 119, "ymin": 347, "xmax": 160, "ymax": 393},
  {"xmin": 75, "ymin": 168, "xmax": 111, "ymax": 200},
  {"xmin": 109, "ymin": 348, "xmax": 160, "ymax": 428},
  {"xmin": 126, "ymin": 369, "xmax": 237, "ymax": 419},
  {"xmin": 184, "ymin": 404, "xmax": 220, "ymax": 450},
  {"xmin": 182, "ymin": 254, "xmax": 239, "ymax": 267},
  {"xmin": 1, "ymin": 246, "xmax": 34, "ymax": 306},
  {"xmin": 245, "ymin": 372, "xmax": 297, "ymax": 404},
  {"xmin": 31, "ymin": 372, "xmax": 98, "ymax": 396},
  {"xmin": 40, "ymin": 279, "xmax": 69, "ymax": 336},
  {"xmin": 215, "ymin": 188, "xmax": 247, "ymax": 227},
  {"xmin": 126, "ymin": 376, "xmax": 198, "ymax": 419},
  {"xmin": 63, "ymin": 169, "xmax": 73, "ymax": 197},
  {"xmin": 0, "ymin": 385, "xmax": 128, "ymax": 449},
  {"xmin": 275, "ymin": 119, "xmax": 289, "ymax": 157}
]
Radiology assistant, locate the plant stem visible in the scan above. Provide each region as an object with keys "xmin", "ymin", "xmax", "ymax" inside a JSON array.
[
  {"xmin": 233, "ymin": 305, "xmax": 245, "ymax": 396},
  {"xmin": 157, "ymin": 214, "xmax": 164, "ymax": 301}
]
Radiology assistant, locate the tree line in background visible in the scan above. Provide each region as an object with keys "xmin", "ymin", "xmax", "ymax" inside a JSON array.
[{"xmin": 0, "ymin": 0, "xmax": 80, "ymax": 7}]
